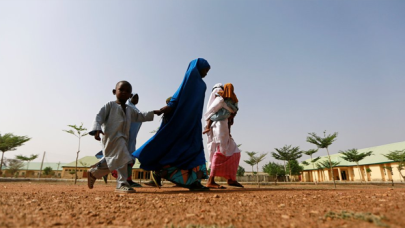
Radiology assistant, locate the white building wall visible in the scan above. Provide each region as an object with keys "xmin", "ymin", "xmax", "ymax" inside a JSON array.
[
  {"xmin": 391, "ymin": 162, "xmax": 405, "ymax": 183},
  {"xmin": 368, "ymin": 165, "xmax": 383, "ymax": 181},
  {"xmin": 303, "ymin": 162, "xmax": 405, "ymax": 183},
  {"xmin": 352, "ymin": 166, "xmax": 363, "ymax": 181}
]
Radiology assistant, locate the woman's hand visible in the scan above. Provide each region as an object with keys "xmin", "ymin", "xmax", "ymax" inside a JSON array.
[
  {"xmin": 154, "ymin": 110, "xmax": 163, "ymax": 116},
  {"xmin": 160, "ymin": 106, "xmax": 173, "ymax": 115}
]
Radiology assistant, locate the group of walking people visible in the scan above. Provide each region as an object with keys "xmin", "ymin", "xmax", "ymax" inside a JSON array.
[{"xmin": 87, "ymin": 58, "xmax": 243, "ymax": 193}]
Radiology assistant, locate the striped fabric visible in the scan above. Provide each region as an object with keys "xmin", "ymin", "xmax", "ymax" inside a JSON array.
[{"xmin": 210, "ymin": 152, "xmax": 240, "ymax": 181}]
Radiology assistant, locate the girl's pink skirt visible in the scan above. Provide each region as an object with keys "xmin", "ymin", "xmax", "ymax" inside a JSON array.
[{"xmin": 210, "ymin": 152, "xmax": 240, "ymax": 181}]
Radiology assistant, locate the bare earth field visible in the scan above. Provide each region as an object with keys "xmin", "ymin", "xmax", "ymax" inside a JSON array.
[{"xmin": 1, "ymin": 182, "xmax": 404, "ymax": 228}]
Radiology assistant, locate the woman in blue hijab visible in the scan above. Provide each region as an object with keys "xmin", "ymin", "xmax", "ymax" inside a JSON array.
[{"xmin": 133, "ymin": 58, "xmax": 211, "ymax": 190}]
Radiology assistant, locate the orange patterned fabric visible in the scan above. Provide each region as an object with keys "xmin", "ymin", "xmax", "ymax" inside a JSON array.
[
  {"xmin": 159, "ymin": 163, "xmax": 209, "ymax": 187},
  {"xmin": 217, "ymin": 83, "xmax": 238, "ymax": 103}
]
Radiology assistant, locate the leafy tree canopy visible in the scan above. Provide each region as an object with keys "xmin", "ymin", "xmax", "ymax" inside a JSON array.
[
  {"xmin": 271, "ymin": 145, "xmax": 302, "ymax": 161},
  {"xmin": 316, "ymin": 160, "xmax": 340, "ymax": 169},
  {"xmin": 63, "ymin": 123, "xmax": 88, "ymax": 137},
  {"xmin": 16, "ymin": 154, "xmax": 38, "ymax": 162},
  {"xmin": 286, "ymin": 160, "xmax": 304, "ymax": 175},
  {"xmin": 303, "ymin": 149, "xmax": 318, "ymax": 156},
  {"xmin": 246, "ymin": 151, "xmax": 257, "ymax": 158},
  {"xmin": 263, "ymin": 162, "xmax": 285, "ymax": 177},
  {"xmin": 302, "ymin": 161, "xmax": 310, "ymax": 166},
  {"xmin": 307, "ymin": 132, "xmax": 338, "ymax": 149},
  {"xmin": 6, "ymin": 159, "xmax": 24, "ymax": 175},
  {"xmin": 244, "ymin": 158, "xmax": 256, "ymax": 167},
  {"xmin": 236, "ymin": 166, "xmax": 245, "ymax": 176},
  {"xmin": 43, "ymin": 166, "xmax": 54, "ymax": 175},
  {"xmin": 384, "ymin": 150, "xmax": 405, "ymax": 174},
  {"xmin": 0, "ymin": 133, "xmax": 31, "ymax": 153},
  {"xmin": 384, "ymin": 150, "xmax": 405, "ymax": 162},
  {"xmin": 339, "ymin": 149, "xmax": 373, "ymax": 163}
]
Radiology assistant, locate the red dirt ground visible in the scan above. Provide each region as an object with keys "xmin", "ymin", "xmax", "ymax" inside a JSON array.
[{"xmin": 1, "ymin": 181, "xmax": 404, "ymax": 228}]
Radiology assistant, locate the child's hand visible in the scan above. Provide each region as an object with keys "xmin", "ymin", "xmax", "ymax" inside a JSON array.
[
  {"xmin": 95, "ymin": 130, "xmax": 104, "ymax": 141},
  {"xmin": 202, "ymin": 127, "xmax": 211, "ymax": 134},
  {"xmin": 154, "ymin": 110, "xmax": 163, "ymax": 116}
]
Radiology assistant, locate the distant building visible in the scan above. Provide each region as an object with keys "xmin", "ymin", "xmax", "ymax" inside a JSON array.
[
  {"xmin": 301, "ymin": 141, "xmax": 405, "ymax": 183},
  {"xmin": 2, "ymin": 161, "xmax": 66, "ymax": 177},
  {"xmin": 61, "ymin": 156, "xmax": 151, "ymax": 180},
  {"xmin": 61, "ymin": 156, "xmax": 99, "ymax": 179}
]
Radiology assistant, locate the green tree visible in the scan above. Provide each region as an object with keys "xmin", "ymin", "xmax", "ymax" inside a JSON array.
[
  {"xmin": 271, "ymin": 145, "xmax": 302, "ymax": 182},
  {"xmin": 254, "ymin": 153, "xmax": 267, "ymax": 185},
  {"xmin": 307, "ymin": 131, "xmax": 338, "ymax": 188},
  {"xmin": 366, "ymin": 168, "xmax": 372, "ymax": 179},
  {"xmin": 263, "ymin": 162, "xmax": 285, "ymax": 185},
  {"xmin": 7, "ymin": 159, "xmax": 24, "ymax": 176},
  {"xmin": 15, "ymin": 154, "xmax": 39, "ymax": 178},
  {"xmin": 303, "ymin": 149, "xmax": 320, "ymax": 184},
  {"xmin": 244, "ymin": 151, "xmax": 257, "ymax": 175},
  {"xmin": 244, "ymin": 151, "xmax": 267, "ymax": 186},
  {"xmin": 339, "ymin": 149, "xmax": 373, "ymax": 183},
  {"xmin": 286, "ymin": 160, "xmax": 304, "ymax": 180},
  {"xmin": 383, "ymin": 150, "xmax": 405, "ymax": 182},
  {"xmin": 302, "ymin": 161, "xmax": 310, "ymax": 166},
  {"xmin": 0, "ymin": 133, "xmax": 31, "ymax": 175},
  {"xmin": 236, "ymin": 166, "xmax": 245, "ymax": 176},
  {"xmin": 63, "ymin": 123, "xmax": 88, "ymax": 184},
  {"xmin": 317, "ymin": 160, "xmax": 340, "ymax": 169},
  {"xmin": 316, "ymin": 160, "xmax": 340, "ymax": 181},
  {"xmin": 69, "ymin": 170, "xmax": 76, "ymax": 179},
  {"xmin": 43, "ymin": 166, "xmax": 54, "ymax": 176}
]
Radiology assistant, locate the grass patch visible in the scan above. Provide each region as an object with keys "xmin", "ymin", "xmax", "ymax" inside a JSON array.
[{"xmin": 324, "ymin": 211, "xmax": 389, "ymax": 227}]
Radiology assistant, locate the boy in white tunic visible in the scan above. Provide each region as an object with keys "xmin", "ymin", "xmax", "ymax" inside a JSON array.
[{"xmin": 88, "ymin": 81, "xmax": 161, "ymax": 193}]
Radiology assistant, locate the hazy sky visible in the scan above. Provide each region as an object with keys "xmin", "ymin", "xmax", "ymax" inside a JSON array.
[{"xmin": 1, "ymin": 1, "xmax": 404, "ymax": 171}]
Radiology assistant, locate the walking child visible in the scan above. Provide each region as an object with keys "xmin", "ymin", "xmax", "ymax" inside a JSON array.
[
  {"xmin": 203, "ymin": 83, "xmax": 238, "ymax": 135},
  {"xmin": 88, "ymin": 81, "xmax": 161, "ymax": 193}
]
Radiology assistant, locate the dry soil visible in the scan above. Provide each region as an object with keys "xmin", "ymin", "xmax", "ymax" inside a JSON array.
[{"xmin": 1, "ymin": 181, "xmax": 404, "ymax": 228}]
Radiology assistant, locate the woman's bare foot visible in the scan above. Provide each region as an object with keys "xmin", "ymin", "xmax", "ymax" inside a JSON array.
[
  {"xmin": 206, "ymin": 184, "xmax": 226, "ymax": 189},
  {"xmin": 206, "ymin": 180, "xmax": 226, "ymax": 189},
  {"xmin": 206, "ymin": 176, "xmax": 218, "ymax": 188}
]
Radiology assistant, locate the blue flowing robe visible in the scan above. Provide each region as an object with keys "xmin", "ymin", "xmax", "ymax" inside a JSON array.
[{"xmin": 133, "ymin": 58, "xmax": 209, "ymax": 171}]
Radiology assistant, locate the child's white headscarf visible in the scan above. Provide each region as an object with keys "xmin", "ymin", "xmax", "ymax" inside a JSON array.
[
  {"xmin": 206, "ymin": 83, "xmax": 223, "ymax": 110},
  {"xmin": 204, "ymin": 83, "xmax": 224, "ymax": 122}
]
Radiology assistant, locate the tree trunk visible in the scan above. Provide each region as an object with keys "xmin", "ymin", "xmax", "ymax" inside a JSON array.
[
  {"xmin": 256, "ymin": 164, "xmax": 260, "ymax": 188},
  {"xmin": 397, "ymin": 167, "xmax": 405, "ymax": 182},
  {"xmin": 75, "ymin": 137, "xmax": 81, "ymax": 185},
  {"xmin": 288, "ymin": 162, "xmax": 292, "ymax": 182},
  {"xmin": 25, "ymin": 161, "xmax": 30, "ymax": 178},
  {"xmin": 0, "ymin": 152, "xmax": 4, "ymax": 175},
  {"xmin": 283, "ymin": 161, "xmax": 288, "ymax": 182},
  {"xmin": 356, "ymin": 163, "xmax": 363, "ymax": 184},
  {"xmin": 326, "ymin": 147, "xmax": 336, "ymax": 189},
  {"xmin": 251, "ymin": 166, "xmax": 254, "ymax": 183},
  {"xmin": 310, "ymin": 155, "xmax": 317, "ymax": 185}
]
